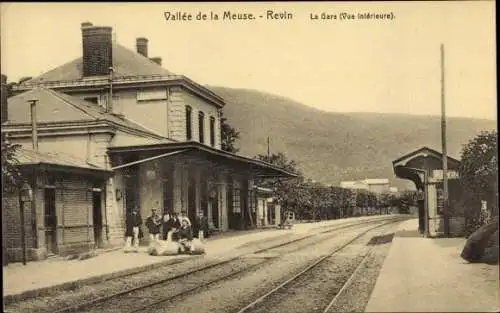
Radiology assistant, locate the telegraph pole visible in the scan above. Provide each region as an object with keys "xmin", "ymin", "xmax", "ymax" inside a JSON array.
[
  {"xmin": 108, "ymin": 67, "xmax": 114, "ymax": 113},
  {"xmin": 441, "ymin": 43, "xmax": 450, "ymax": 237},
  {"xmin": 27, "ymin": 99, "xmax": 39, "ymax": 151}
]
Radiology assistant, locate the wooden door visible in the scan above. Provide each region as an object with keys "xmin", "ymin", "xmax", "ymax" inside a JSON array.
[
  {"xmin": 44, "ymin": 188, "xmax": 57, "ymax": 254},
  {"xmin": 92, "ymin": 191, "xmax": 103, "ymax": 248}
]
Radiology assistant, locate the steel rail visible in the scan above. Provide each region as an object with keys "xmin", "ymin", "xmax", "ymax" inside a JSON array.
[
  {"xmin": 123, "ymin": 217, "xmax": 404, "ymax": 313},
  {"xmin": 127, "ymin": 259, "xmax": 267, "ymax": 313},
  {"xmin": 235, "ymin": 219, "xmax": 402, "ymax": 313},
  {"xmin": 46, "ymin": 216, "xmax": 404, "ymax": 313},
  {"xmin": 322, "ymin": 233, "xmax": 390, "ymax": 313},
  {"xmin": 123, "ymin": 219, "xmax": 404, "ymax": 313}
]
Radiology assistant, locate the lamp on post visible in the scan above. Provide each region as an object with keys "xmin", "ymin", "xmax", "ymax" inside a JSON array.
[{"xmin": 19, "ymin": 182, "xmax": 33, "ymax": 265}]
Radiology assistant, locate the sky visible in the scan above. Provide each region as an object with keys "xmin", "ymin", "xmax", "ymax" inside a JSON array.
[{"xmin": 1, "ymin": 2, "xmax": 497, "ymax": 120}]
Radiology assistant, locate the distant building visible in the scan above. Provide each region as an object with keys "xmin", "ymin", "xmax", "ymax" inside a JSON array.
[
  {"xmin": 340, "ymin": 180, "xmax": 368, "ymax": 191},
  {"xmin": 364, "ymin": 178, "xmax": 390, "ymax": 194},
  {"xmin": 340, "ymin": 178, "xmax": 390, "ymax": 194}
]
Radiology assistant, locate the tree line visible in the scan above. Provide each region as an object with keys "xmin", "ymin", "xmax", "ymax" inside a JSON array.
[
  {"xmin": 220, "ymin": 124, "xmax": 417, "ymax": 219},
  {"xmin": 252, "ymin": 152, "xmax": 416, "ymax": 220}
]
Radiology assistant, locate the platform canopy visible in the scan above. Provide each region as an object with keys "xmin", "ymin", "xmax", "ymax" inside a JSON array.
[
  {"xmin": 392, "ymin": 146, "xmax": 461, "ymax": 189},
  {"xmin": 15, "ymin": 147, "xmax": 113, "ymax": 178},
  {"xmin": 108, "ymin": 142, "xmax": 298, "ymax": 179}
]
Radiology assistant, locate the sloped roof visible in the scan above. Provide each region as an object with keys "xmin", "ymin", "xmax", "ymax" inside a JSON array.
[
  {"xmin": 392, "ymin": 146, "xmax": 460, "ymax": 167},
  {"xmin": 5, "ymin": 87, "xmax": 164, "ymax": 138},
  {"xmin": 255, "ymin": 186, "xmax": 273, "ymax": 194},
  {"xmin": 15, "ymin": 147, "xmax": 109, "ymax": 172},
  {"xmin": 108, "ymin": 141, "xmax": 298, "ymax": 178},
  {"xmin": 25, "ymin": 43, "xmax": 175, "ymax": 84},
  {"xmin": 13, "ymin": 39, "xmax": 224, "ymax": 108}
]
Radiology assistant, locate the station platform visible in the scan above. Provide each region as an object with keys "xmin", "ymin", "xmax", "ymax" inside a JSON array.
[
  {"xmin": 365, "ymin": 218, "xmax": 499, "ymax": 312},
  {"xmin": 3, "ymin": 215, "xmax": 391, "ymax": 303}
]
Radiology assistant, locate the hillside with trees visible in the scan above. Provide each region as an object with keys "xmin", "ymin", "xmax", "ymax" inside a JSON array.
[{"xmin": 212, "ymin": 86, "xmax": 496, "ymax": 190}]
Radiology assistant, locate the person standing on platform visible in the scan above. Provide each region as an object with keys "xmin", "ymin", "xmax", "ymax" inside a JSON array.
[
  {"xmin": 193, "ymin": 212, "xmax": 200, "ymax": 238},
  {"xmin": 124, "ymin": 206, "xmax": 142, "ymax": 252},
  {"xmin": 162, "ymin": 211, "xmax": 173, "ymax": 240},
  {"xmin": 195, "ymin": 211, "xmax": 209, "ymax": 241},
  {"xmin": 146, "ymin": 206, "xmax": 162, "ymax": 242},
  {"xmin": 170, "ymin": 212, "xmax": 182, "ymax": 241}
]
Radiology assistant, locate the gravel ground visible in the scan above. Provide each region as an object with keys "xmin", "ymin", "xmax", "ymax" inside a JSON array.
[
  {"xmin": 81, "ymin": 257, "xmax": 268, "ymax": 313},
  {"xmin": 4, "ymin": 219, "xmax": 397, "ymax": 313},
  {"xmin": 3, "ymin": 255, "xmax": 209, "ymax": 313},
  {"xmin": 2, "ymin": 231, "xmax": 311, "ymax": 313},
  {"xmin": 146, "ymin": 221, "xmax": 399, "ymax": 313},
  {"xmin": 324, "ymin": 233, "xmax": 395, "ymax": 312},
  {"xmin": 237, "ymin": 225, "xmax": 398, "ymax": 313},
  {"xmin": 76, "ymin": 222, "xmax": 390, "ymax": 313}
]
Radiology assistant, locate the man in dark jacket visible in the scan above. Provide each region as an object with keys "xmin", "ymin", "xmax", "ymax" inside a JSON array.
[
  {"xmin": 162, "ymin": 211, "xmax": 174, "ymax": 240},
  {"xmin": 145, "ymin": 208, "xmax": 162, "ymax": 242},
  {"xmin": 125, "ymin": 207, "xmax": 142, "ymax": 252},
  {"xmin": 170, "ymin": 212, "xmax": 182, "ymax": 241},
  {"xmin": 194, "ymin": 212, "xmax": 209, "ymax": 240}
]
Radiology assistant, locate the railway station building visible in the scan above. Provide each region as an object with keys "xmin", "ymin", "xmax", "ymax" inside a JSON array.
[{"xmin": 1, "ymin": 22, "xmax": 294, "ymax": 261}]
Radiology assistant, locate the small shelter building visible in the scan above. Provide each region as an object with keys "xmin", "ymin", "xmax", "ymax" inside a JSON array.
[{"xmin": 392, "ymin": 146, "xmax": 464, "ymax": 236}]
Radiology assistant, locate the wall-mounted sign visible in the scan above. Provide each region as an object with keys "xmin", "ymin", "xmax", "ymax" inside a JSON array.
[
  {"xmin": 432, "ymin": 169, "xmax": 459, "ymax": 180},
  {"xmin": 436, "ymin": 188, "xmax": 444, "ymax": 215},
  {"xmin": 137, "ymin": 89, "xmax": 168, "ymax": 102}
]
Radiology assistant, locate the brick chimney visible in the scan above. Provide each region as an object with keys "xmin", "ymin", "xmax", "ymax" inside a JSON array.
[
  {"xmin": 81, "ymin": 22, "xmax": 113, "ymax": 77},
  {"xmin": 1, "ymin": 74, "xmax": 8, "ymax": 123},
  {"xmin": 150, "ymin": 57, "xmax": 162, "ymax": 66},
  {"xmin": 136, "ymin": 37, "xmax": 148, "ymax": 57}
]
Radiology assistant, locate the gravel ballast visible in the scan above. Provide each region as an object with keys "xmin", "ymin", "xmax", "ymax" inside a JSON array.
[
  {"xmin": 3, "ymin": 218, "xmax": 399, "ymax": 313},
  {"xmin": 4, "ymin": 218, "xmax": 404, "ymax": 313},
  {"xmin": 324, "ymin": 234, "xmax": 394, "ymax": 313},
  {"xmin": 233, "ymin": 225, "xmax": 398, "ymax": 313},
  {"xmin": 147, "ymin": 221, "xmax": 401, "ymax": 313}
]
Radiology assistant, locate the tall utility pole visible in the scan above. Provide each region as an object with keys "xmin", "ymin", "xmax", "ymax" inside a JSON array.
[
  {"xmin": 441, "ymin": 43, "xmax": 450, "ymax": 237},
  {"xmin": 108, "ymin": 67, "xmax": 114, "ymax": 113},
  {"xmin": 28, "ymin": 99, "xmax": 39, "ymax": 151}
]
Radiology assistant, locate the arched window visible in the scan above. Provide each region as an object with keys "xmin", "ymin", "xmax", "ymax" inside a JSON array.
[
  {"xmin": 198, "ymin": 111, "xmax": 205, "ymax": 143},
  {"xmin": 185, "ymin": 106, "xmax": 192, "ymax": 140}
]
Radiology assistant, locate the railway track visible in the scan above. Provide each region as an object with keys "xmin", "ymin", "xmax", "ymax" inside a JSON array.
[
  {"xmin": 89, "ymin": 218, "xmax": 403, "ymax": 313},
  {"xmin": 321, "ymin": 233, "xmax": 395, "ymax": 313},
  {"xmin": 12, "ymin": 216, "xmax": 405, "ymax": 313},
  {"xmin": 234, "ymin": 223, "xmax": 398, "ymax": 313}
]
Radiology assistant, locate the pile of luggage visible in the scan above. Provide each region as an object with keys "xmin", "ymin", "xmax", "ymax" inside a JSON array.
[{"xmin": 148, "ymin": 232, "xmax": 206, "ymax": 256}]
